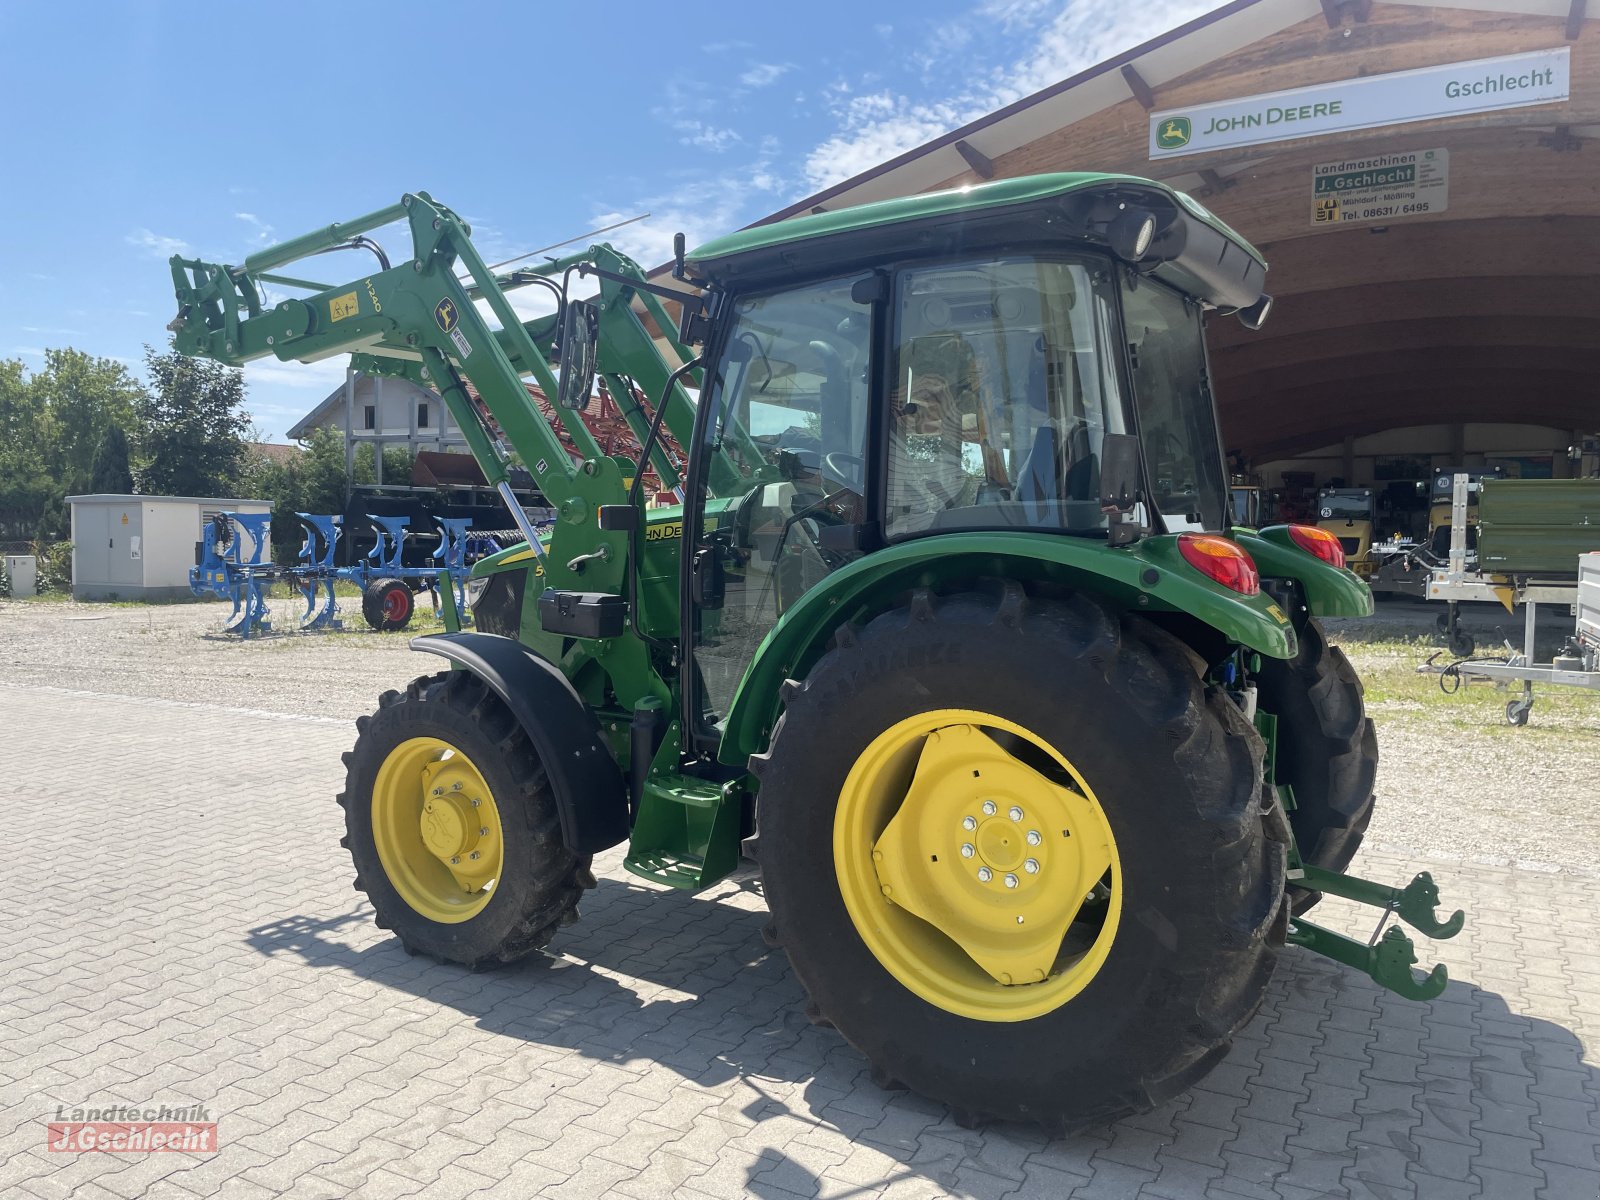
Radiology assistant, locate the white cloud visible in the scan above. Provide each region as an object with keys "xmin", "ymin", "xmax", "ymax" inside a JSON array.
[
  {"xmin": 676, "ymin": 121, "xmax": 742, "ymax": 152},
  {"xmin": 21, "ymin": 325, "xmax": 88, "ymax": 337},
  {"xmin": 242, "ymin": 356, "xmax": 352, "ymax": 393},
  {"xmin": 801, "ymin": 0, "xmax": 1214, "ymax": 191},
  {"xmin": 739, "ymin": 62, "xmax": 792, "ymax": 88},
  {"xmin": 804, "ymin": 91, "xmax": 976, "ymax": 191},
  {"xmin": 234, "ymin": 212, "xmax": 275, "ymax": 244},
  {"xmin": 127, "ymin": 229, "xmax": 191, "ymax": 258}
]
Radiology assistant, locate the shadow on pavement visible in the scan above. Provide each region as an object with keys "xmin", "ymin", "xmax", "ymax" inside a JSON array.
[{"xmin": 247, "ymin": 874, "xmax": 1598, "ymax": 1197}]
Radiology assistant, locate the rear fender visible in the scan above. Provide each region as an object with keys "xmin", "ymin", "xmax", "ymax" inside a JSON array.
[
  {"xmin": 1235, "ymin": 528, "xmax": 1374, "ymax": 618},
  {"xmin": 718, "ymin": 531, "xmax": 1298, "ymax": 765},
  {"xmin": 411, "ymin": 632, "xmax": 628, "ymax": 854}
]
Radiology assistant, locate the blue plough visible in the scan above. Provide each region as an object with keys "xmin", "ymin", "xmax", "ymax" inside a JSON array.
[{"xmin": 190, "ymin": 511, "xmax": 497, "ymax": 638}]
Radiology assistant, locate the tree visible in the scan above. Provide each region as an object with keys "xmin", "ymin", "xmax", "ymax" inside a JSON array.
[
  {"xmin": 137, "ymin": 343, "xmax": 251, "ymax": 496},
  {"xmin": 88, "ymin": 424, "xmax": 135, "ymax": 493},
  {"xmin": 0, "ymin": 358, "xmax": 55, "ymax": 539},
  {"xmin": 29, "ymin": 349, "xmax": 145, "ymax": 495}
]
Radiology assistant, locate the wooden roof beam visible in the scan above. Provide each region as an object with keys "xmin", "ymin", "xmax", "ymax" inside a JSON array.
[
  {"xmin": 1120, "ymin": 64, "xmax": 1157, "ymax": 111},
  {"xmin": 954, "ymin": 140, "xmax": 996, "ymax": 180},
  {"xmin": 1320, "ymin": 0, "xmax": 1371, "ymax": 27}
]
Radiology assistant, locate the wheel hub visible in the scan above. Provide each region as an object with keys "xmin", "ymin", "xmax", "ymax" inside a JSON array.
[
  {"xmin": 420, "ymin": 792, "xmax": 480, "ymax": 861},
  {"xmin": 870, "ymin": 723, "xmax": 1114, "ymax": 988},
  {"xmin": 371, "ymin": 737, "xmax": 503, "ymax": 923}
]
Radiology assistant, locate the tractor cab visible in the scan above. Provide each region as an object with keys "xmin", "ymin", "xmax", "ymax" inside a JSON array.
[{"xmin": 679, "ymin": 174, "xmax": 1267, "ymax": 731}]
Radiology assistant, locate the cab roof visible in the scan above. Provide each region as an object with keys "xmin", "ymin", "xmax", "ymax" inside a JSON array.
[{"xmin": 686, "ymin": 172, "xmax": 1268, "ymax": 310}]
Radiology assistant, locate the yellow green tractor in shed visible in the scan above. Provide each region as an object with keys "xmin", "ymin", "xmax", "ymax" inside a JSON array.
[{"xmin": 164, "ymin": 173, "xmax": 1462, "ymax": 1131}]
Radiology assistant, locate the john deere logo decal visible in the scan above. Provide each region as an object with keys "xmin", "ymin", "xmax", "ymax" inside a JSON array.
[
  {"xmin": 1157, "ymin": 117, "xmax": 1192, "ymax": 149},
  {"xmin": 434, "ymin": 297, "xmax": 458, "ymax": 334}
]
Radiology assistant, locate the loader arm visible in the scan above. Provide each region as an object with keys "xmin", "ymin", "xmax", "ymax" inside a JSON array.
[{"xmin": 166, "ymin": 191, "xmax": 738, "ymax": 525}]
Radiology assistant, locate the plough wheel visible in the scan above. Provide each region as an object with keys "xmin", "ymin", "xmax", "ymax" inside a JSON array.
[
  {"xmin": 363, "ymin": 578, "xmax": 414, "ymax": 631},
  {"xmin": 754, "ymin": 586, "xmax": 1286, "ymax": 1133}
]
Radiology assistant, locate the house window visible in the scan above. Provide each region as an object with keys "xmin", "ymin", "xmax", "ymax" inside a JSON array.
[
  {"xmin": 417, "ymin": 402, "xmax": 431, "ymax": 429},
  {"xmin": 363, "ymin": 405, "xmax": 376, "ymax": 430}
]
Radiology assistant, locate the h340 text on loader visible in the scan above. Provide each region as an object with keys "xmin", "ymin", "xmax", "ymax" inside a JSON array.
[{"xmin": 166, "ymin": 173, "xmax": 1464, "ymax": 1131}]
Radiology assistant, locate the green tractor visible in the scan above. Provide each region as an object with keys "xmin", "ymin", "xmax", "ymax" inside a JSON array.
[{"xmin": 166, "ymin": 173, "xmax": 1460, "ymax": 1131}]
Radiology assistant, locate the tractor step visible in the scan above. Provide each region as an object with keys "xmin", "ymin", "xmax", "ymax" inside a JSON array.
[{"xmin": 624, "ymin": 774, "xmax": 743, "ymax": 891}]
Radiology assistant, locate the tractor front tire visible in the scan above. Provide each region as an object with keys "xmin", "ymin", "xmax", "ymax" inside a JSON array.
[
  {"xmin": 1253, "ymin": 618, "xmax": 1379, "ymax": 914},
  {"xmin": 363, "ymin": 578, "xmax": 414, "ymax": 631},
  {"xmin": 754, "ymin": 585, "xmax": 1286, "ymax": 1132},
  {"xmin": 339, "ymin": 670, "xmax": 593, "ymax": 966}
]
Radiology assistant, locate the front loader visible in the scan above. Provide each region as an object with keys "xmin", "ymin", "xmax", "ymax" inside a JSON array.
[{"xmin": 166, "ymin": 173, "xmax": 1462, "ymax": 1131}]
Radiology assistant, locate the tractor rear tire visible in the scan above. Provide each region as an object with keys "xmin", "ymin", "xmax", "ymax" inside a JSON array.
[
  {"xmin": 1252, "ymin": 618, "xmax": 1378, "ymax": 914},
  {"xmin": 753, "ymin": 585, "xmax": 1287, "ymax": 1132},
  {"xmin": 363, "ymin": 578, "xmax": 414, "ymax": 631},
  {"xmin": 338, "ymin": 670, "xmax": 593, "ymax": 967}
]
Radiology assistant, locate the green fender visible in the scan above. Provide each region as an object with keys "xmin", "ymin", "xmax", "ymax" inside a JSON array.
[
  {"xmin": 1233, "ymin": 527, "xmax": 1374, "ymax": 618},
  {"xmin": 718, "ymin": 531, "xmax": 1298, "ymax": 765}
]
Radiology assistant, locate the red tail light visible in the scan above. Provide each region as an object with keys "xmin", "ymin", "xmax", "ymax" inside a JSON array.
[
  {"xmin": 1287, "ymin": 524, "xmax": 1347, "ymax": 569},
  {"xmin": 1177, "ymin": 534, "xmax": 1260, "ymax": 595}
]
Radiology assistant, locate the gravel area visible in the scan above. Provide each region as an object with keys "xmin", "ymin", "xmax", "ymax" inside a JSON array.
[
  {"xmin": 0, "ymin": 598, "xmax": 423, "ymax": 720},
  {"xmin": 3, "ymin": 595, "xmax": 1594, "ymax": 873}
]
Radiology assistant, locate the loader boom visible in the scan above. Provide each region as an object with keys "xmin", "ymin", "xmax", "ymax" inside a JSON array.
[{"xmin": 167, "ymin": 192, "xmax": 724, "ymax": 540}]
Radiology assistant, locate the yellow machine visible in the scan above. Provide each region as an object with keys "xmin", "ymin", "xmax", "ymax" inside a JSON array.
[{"xmin": 1316, "ymin": 488, "xmax": 1377, "ymax": 576}]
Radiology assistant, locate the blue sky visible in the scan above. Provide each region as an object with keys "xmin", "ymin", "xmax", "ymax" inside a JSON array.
[{"xmin": 0, "ymin": 0, "xmax": 1209, "ymax": 441}]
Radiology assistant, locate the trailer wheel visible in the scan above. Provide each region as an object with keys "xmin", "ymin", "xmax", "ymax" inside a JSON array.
[
  {"xmin": 1253, "ymin": 617, "xmax": 1378, "ymax": 914},
  {"xmin": 363, "ymin": 578, "xmax": 414, "ymax": 631},
  {"xmin": 753, "ymin": 586, "xmax": 1286, "ymax": 1132},
  {"xmin": 338, "ymin": 670, "xmax": 592, "ymax": 966}
]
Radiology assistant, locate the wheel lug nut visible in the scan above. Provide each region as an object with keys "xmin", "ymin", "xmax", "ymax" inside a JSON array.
[
  {"xmin": 1008, "ymin": 806, "xmax": 1024, "ymax": 823},
  {"xmin": 1004, "ymin": 873, "xmax": 1018, "ymax": 888},
  {"xmin": 1024, "ymin": 858, "xmax": 1039, "ymax": 874},
  {"xmin": 981, "ymin": 801, "xmax": 997, "ymax": 816},
  {"xmin": 962, "ymin": 816, "xmax": 977, "ymax": 831},
  {"xmin": 470, "ymin": 798, "xmax": 480, "ymax": 807},
  {"xmin": 469, "ymin": 851, "xmax": 480, "ymax": 860},
  {"xmin": 977, "ymin": 867, "xmax": 993, "ymax": 882},
  {"xmin": 431, "ymin": 787, "xmax": 444, "ymax": 797},
  {"xmin": 960, "ymin": 843, "xmax": 975, "ymax": 858},
  {"xmin": 1027, "ymin": 830, "xmax": 1041, "ymax": 846},
  {"xmin": 479, "ymin": 827, "xmax": 489, "ymax": 837},
  {"xmin": 450, "ymin": 856, "xmax": 460, "ymax": 865},
  {"xmin": 452, "ymin": 782, "xmax": 462, "ymax": 790}
]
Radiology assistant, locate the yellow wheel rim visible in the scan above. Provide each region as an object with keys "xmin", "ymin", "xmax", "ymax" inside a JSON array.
[
  {"xmin": 834, "ymin": 709, "xmax": 1122, "ymax": 1022},
  {"xmin": 371, "ymin": 737, "xmax": 504, "ymax": 923}
]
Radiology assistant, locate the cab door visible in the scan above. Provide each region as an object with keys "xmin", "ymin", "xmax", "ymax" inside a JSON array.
[{"xmin": 685, "ymin": 275, "xmax": 874, "ymax": 735}]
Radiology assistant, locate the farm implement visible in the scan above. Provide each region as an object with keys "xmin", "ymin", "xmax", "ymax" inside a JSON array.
[
  {"xmin": 164, "ymin": 175, "xmax": 1466, "ymax": 1131},
  {"xmin": 190, "ymin": 509, "xmax": 497, "ymax": 636}
]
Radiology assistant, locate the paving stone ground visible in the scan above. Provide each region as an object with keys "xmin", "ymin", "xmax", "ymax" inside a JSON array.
[{"xmin": 1, "ymin": 681, "xmax": 1597, "ymax": 1199}]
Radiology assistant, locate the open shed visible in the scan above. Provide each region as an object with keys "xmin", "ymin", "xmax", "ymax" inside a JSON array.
[{"xmin": 725, "ymin": 0, "xmax": 1598, "ymax": 522}]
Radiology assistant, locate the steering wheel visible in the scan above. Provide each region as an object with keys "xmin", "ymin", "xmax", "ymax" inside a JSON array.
[{"xmin": 823, "ymin": 451, "xmax": 865, "ymax": 490}]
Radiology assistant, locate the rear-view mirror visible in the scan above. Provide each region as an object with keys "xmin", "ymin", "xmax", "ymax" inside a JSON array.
[
  {"xmin": 1099, "ymin": 433, "xmax": 1141, "ymax": 513},
  {"xmin": 557, "ymin": 299, "xmax": 600, "ymax": 411}
]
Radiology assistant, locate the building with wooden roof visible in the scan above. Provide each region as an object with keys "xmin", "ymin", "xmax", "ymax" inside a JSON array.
[{"xmin": 739, "ymin": 0, "xmax": 1597, "ymax": 490}]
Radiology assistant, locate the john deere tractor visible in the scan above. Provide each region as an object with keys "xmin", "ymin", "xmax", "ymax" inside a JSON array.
[{"xmin": 166, "ymin": 173, "xmax": 1461, "ymax": 1131}]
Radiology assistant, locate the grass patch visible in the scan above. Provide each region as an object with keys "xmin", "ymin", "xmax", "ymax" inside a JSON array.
[{"xmin": 1339, "ymin": 634, "xmax": 1599, "ymax": 733}]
